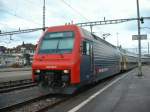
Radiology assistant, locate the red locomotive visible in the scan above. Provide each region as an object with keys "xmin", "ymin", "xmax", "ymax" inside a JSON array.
[{"xmin": 32, "ymin": 25, "xmax": 137, "ymax": 94}]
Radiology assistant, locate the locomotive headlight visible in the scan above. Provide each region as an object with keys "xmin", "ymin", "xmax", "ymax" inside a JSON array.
[
  {"xmin": 63, "ymin": 70, "xmax": 69, "ymax": 74},
  {"xmin": 35, "ymin": 69, "xmax": 40, "ymax": 73}
]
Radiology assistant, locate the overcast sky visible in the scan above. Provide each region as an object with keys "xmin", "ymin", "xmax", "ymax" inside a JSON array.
[{"xmin": 0, "ymin": 0, "xmax": 150, "ymax": 53}]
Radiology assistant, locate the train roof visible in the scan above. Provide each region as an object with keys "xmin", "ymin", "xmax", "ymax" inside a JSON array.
[
  {"xmin": 80, "ymin": 27, "xmax": 117, "ymax": 49},
  {"xmin": 45, "ymin": 25, "xmax": 148, "ymax": 58}
]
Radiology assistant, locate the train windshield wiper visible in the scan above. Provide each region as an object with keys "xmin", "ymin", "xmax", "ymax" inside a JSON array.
[
  {"xmin": 56, "ymin": 39, "xmax": 60, "ymax": 53},
  {"xmin": 55, "ymin": 39, "xmax": 64, "ymax": 58}
]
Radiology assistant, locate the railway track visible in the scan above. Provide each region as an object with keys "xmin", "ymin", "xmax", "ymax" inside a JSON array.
[
  {"xmin": 0, "ymin": 79, "xmax": 37, "ymax": 93},
  {"xmin": 0, "ymin": 70, "xmax": 133, "ymax": 112},
  {"xmin": 0, "ymin": 93, "xmax": 69, "ymax": 112},
  {"xmin": 16, "ymin": 71, "xmax": 127, "ymax": 112},
  {"xmin": 0, "ymin": 79, "xmax": 33, "ymax": 88}
]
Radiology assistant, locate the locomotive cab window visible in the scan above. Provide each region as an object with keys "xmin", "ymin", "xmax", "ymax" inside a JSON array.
[
  {"xmin": 82, "ymin": 41, "xmax": 90, "ymax": 55},
  {"xmin": 38, "ymin": 31, "xmax": 74, "ymax": 54}
]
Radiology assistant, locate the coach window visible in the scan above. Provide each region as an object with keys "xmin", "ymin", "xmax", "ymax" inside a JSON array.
[{"xmin": 82, "ymin": 41, "xmax": 90, "ymax": 55}]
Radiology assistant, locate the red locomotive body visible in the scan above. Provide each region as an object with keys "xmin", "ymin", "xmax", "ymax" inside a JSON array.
[
  {"xmin": 32, "ymin": 25, "xmax": 83, "ymax": 94},
  {"xmin": 32, "ymin": 25, "xmax": 138, "ymax": 94}
]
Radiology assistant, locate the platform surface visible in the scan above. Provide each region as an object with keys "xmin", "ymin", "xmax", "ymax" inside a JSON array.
[
  {"xmin": 0, "ymin": 67, "xmax": 31, "ymax": 82},
  {"xmin": 47, "ymin": 66, "xmax": 150, "ymax": 112},
  {"xmin": 0, "ymin": 67, "xmax": 31, "ymax": 72},
  {"xmin": 72, "ymin": 66, "xmax": 150, "ymax": 112}
]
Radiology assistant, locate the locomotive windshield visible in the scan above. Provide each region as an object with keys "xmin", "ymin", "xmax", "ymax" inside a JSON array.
[{"xmin": 38, "ymin": 31, "xmax": 74, "ymax": 54}]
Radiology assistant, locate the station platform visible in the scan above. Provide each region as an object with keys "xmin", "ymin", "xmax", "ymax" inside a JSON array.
[
  {"xmin": 0, "ymin": 67, "xmax": 31, "ymax": 72},
  {"xmin": 68, "ymin": 66, "xmax": 150, "ymax": 112},
  {"xmin": 0, "ymin": 67, "xmax": 32, "ymax": 82},
  {"xmin": 48, "ymin": 66, "xmax": 150, "ymax": 112}
]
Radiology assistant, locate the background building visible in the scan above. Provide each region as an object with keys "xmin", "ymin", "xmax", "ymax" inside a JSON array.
[{"xmin": 0, "ymin": 42, "xmax": 36, "ymax": 67}]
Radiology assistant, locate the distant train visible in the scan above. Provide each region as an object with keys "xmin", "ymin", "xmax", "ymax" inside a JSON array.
[{"xmin": 32, "ymin": 25, "xmax": 149, "ymax": 94}]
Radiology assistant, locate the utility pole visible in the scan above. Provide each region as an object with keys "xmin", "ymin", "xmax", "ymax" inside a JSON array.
[
  {"xmin": 136, "ymin": 0, "xmax": 142, "ymax": 76},
  {"xmin": 116, "ymin": 32, "xmax": 119, "ymax": 47},
  {"xmin": 90, "ymin": 25, "xmax": 93, "ymax": 33},
  {"xmin": 43, "ymin": 0, "xmax": 46, "ymax": 31},
  {"xmin": 148, "ymin": 42, "xmax": 149, "ymax": 55}
]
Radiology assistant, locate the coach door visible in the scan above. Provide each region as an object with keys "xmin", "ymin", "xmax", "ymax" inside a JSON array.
[{"xmin": 80, "ymin": 40, "xmax": 93, "ymax": 82}]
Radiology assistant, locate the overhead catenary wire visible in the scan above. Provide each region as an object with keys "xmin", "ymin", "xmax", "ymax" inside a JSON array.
[
  {"xmin": 60, "ymin": 0, "xmax": 96, "ymax": 33},
  {"xmin": 0, "ymin": 7, "xmax": 41, "ymax": 27},
  {"xmin": 0, "ymin": 27, "xmax": 45, "ymax": 36},
  {"xmin": 60, "ymin": 0, "xmax": 90, "ymax": 21},
  {"xmin": 0, "ymin": 22, "xmax": 15, "ymax": 31},
  {"xmin": 59, "ymin": 0, "xmax": 105, "ymax": 34},
  {"xmin": 0, "ymin": 17, "xmax": 150, "ymax": 36},
  {"xmin": 25, "ymin": 0, "xmax": 72, "ymax": 25}
]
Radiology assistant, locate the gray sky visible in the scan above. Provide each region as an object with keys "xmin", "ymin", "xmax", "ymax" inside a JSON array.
[{"xmin": 0, "ymin": 0, "xmax": 150, "ymax": 53}]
